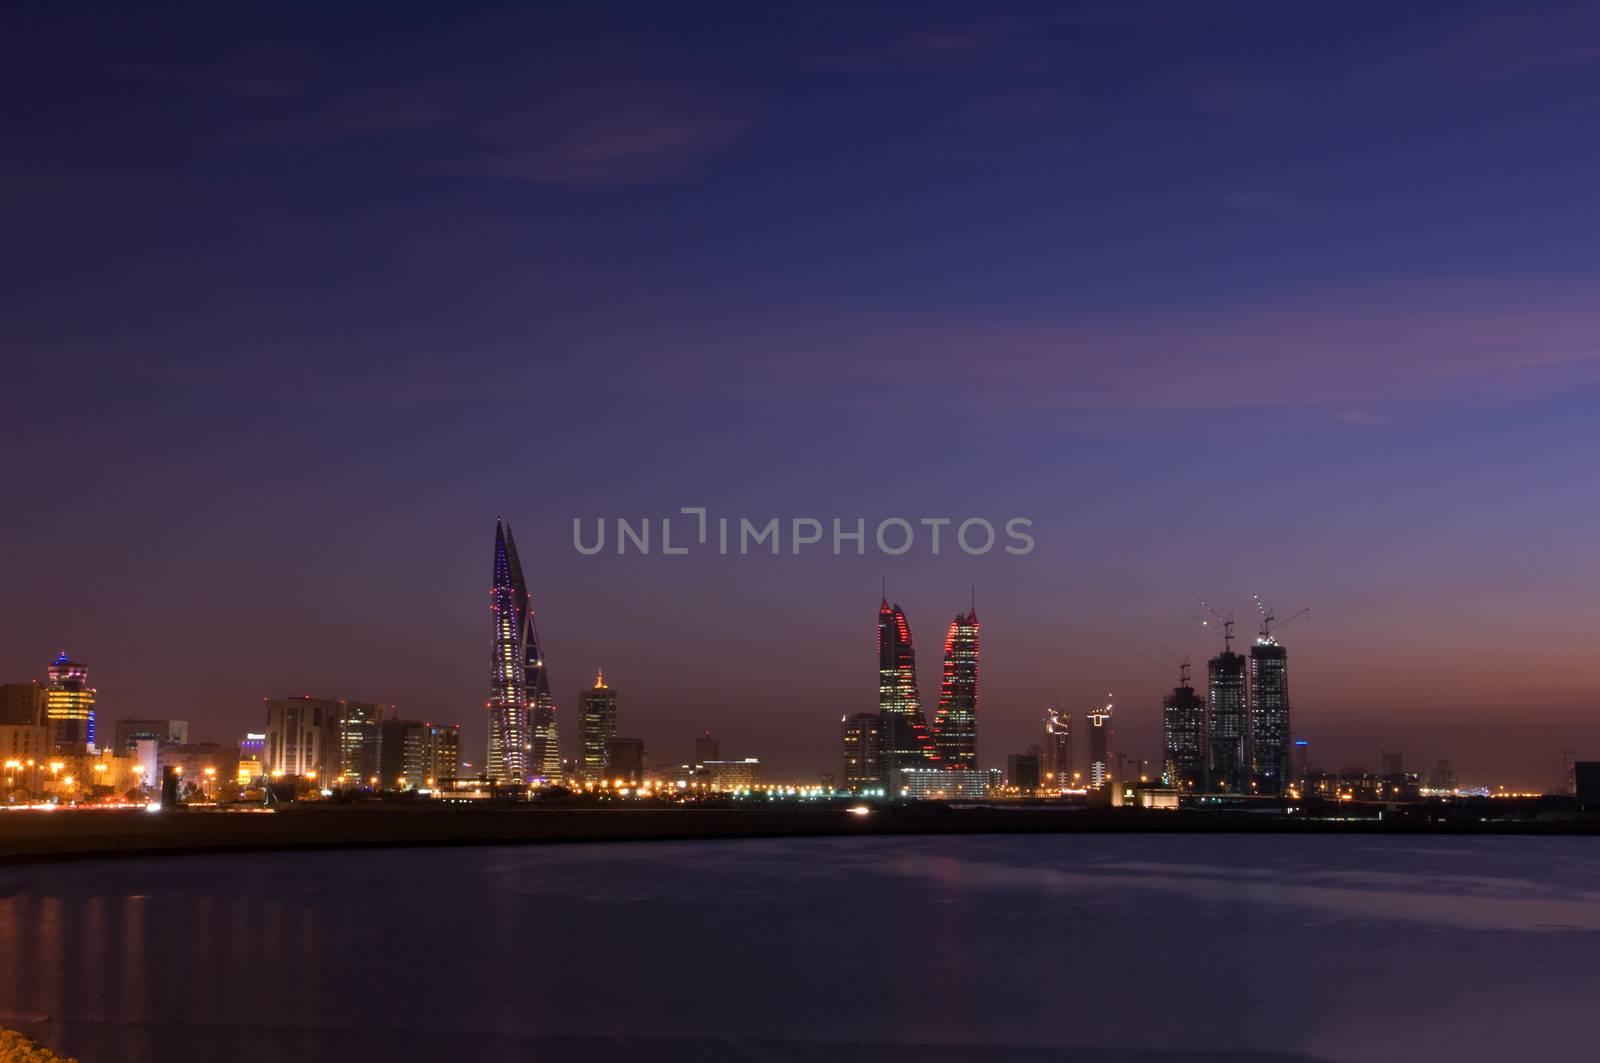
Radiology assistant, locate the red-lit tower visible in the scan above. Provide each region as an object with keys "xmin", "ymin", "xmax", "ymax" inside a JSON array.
[{"xmin": 933, "ymin": 605, "xmax": 979, "ymax": 769}]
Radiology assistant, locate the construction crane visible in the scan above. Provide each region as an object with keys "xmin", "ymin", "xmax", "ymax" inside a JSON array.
[
  {"xmin": 1139, "ymin": 651, "xmax": 1192, "ymax": 687},
  {"xmin": 1191, "ymin": 599, "xmax": 1235, "ymax": 652},
  {"xmin": 1253, "ymin": 595, "xmax": 1310, "ymax": 645}
]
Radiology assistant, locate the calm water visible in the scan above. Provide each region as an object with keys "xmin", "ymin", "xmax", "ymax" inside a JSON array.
[{"xmin": 2, "ymin": 834, "xmax": 1599, "ymax": 1062}]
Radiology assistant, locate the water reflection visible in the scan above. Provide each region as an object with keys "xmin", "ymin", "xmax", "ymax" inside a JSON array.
[{"xmin": 1, "ymin": 834, "xmax": 1596, "ymax": 1063}]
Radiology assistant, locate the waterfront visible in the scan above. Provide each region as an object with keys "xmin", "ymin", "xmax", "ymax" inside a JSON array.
[{"xmin": 4, "ymin": 834, "xmax": 1598, "ymax": 1062}]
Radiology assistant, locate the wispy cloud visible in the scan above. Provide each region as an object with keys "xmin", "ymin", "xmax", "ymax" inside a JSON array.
[
  {"xmin": 439, "ymin": 99, "xmax": 748, "ymax": 186},
  {"xmin": 627, "ymin": 281, "xmax": 1600, "ymax": 417}
]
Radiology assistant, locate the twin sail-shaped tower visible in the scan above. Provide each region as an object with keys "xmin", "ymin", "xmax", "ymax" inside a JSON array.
[{"xmin": 488, "ymin": 519, "xmax": 561, "ymax": 784}]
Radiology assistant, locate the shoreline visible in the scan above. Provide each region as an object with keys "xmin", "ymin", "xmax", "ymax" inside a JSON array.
[{"xmin": 5, "ymin": 802, "xmax": 1600, "ymax": 866}]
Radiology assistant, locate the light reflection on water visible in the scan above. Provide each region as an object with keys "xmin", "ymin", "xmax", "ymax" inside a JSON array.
[{"xmin": 1, "ymin": 834, "xmax": 1596, "ymax": 1062}]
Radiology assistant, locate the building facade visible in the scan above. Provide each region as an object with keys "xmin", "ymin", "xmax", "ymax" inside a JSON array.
[{"xmin": 900, "ymin": 766, "xmax": 989, "ymax": 800}]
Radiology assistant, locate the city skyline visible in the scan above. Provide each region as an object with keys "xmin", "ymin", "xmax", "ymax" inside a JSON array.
[
  {"xmin": 6, "ymin": 4, "xmax": 1600, "ymax": 789},
  {"xmin": 4, "ymin": 551, "xmax": 1589, "ymax": 792}
]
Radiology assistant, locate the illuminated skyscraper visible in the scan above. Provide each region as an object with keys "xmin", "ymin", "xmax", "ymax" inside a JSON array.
[
  {"xmin": 487, "ymin": 519, "xmax": 532, "ymax": 784},
  {"xmin": 44, "ymin": 652, "xmax": 96, "ymax": 756},
  {"xmin": 878, "ymin": 597, "xmax": 937, "ymax": 793},
  {"xmin": 579, "ymin": 670, "xmax": 618, "ymax": 782},
  {"xmin": 1248, "ymin": 639, "xmax": 1290, "ymax": 795},
  {"xmin": 1207, "ymin": 646, "xmax": 1248, "ymax": 793},
  {"xmin": 1044, "ymin": 707, "xmax": 1073, "ymax": 790},
  {"xmin": 1087, "ymin": 701, "xmax": 1113, "ymax": 789},
  {"xmin": 1162, "ymin": 663, "xmax": 1206, "ymax": 791},
  {"xmin": 933, "ymin": 606, "xmax": 979, "ymax": 769}
]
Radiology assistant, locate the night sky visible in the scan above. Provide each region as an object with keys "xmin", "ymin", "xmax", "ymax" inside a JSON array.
[{"xmin": 5, "ymin": 2, "xmax": 1599, "ymax": 788}]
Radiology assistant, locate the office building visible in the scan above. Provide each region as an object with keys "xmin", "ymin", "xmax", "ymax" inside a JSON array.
[
  {"xmin": 0, "ymin": 683, "xmax": 44, "ymax": 726},
  {"xmin": 336, "ymin": 700, "xmax": 386, "ymax": 786},
  {"xmin": 238, "ymin": 732, "xmax": 266, "ymax": 783},
  {"xmin": 605, "ymin": 737, "xmax": 647, "ymax": 784},
  {"xmin": 840, "ymin": 712, "xmax": 885, "ymax": 794},
  {"xmin": 1248, "ymin": 639, "xmax": 1291, "ymax": 794},
  {"xmin": 580, "ymin": 670, "xmax": 618, "ymax": 781},
  {"xmin": 1207, "ymin": 647, "xmax": 1248, "ymax": 793},
  {"xmin": 488, "ymin": 518, "xmax": 533, "ymax": 784},
  {"xmin": 114, "ymin": 718, "xmax": 188, "ymax": 753},
  {"xmin": 264, "ymin": 696, "xmax": 339, "ymax": 779},
  {"xmin": 1087, "ymin": 702, "xmax": 1114, "ymax": 789},
  {"xmin": 44, "ymin": 652, "xmax": 96, "ymax": 756},
  {"xmin": 701, "ymin": 757, "xmax": 761, "ymax": 791},
  {"xmin": 1044, "ymin": 707, "xmax": 1073, "ymax": 790},
  {"xmin": 1006, "ymin": 753, "xmax": 1042, "ymax": 792},
  {"xmin": 900, "ymin": 766, "xmax": 990, "ymax": 800},
  {"xmin": 1161, "ymin": 665, "xmax": 1206, "ymax": 792},
  {"xmin": 879, "ymin": 597, "xmax": 937, "ymax": 794},
  {"xmin": 694, "ymin": 732, "xmax": 721, "ymax": 765},
  {"xmin": 932, "ymin": 605, "xmax": 979, "ymax": 769}
]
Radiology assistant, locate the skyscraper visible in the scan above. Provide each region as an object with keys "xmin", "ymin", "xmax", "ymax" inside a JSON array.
[
  {"xmin": 1207, "ymin": 643, "xmax": 1248, "ymax": 793},
  {"xmin": 933, "ymin": 606, "xmax": 979, "ymax": 769},
  {"xmin": 1044, "ymin": 707, "xmax": 1073, "ymax": 790},
  {"xmin": 336, "ymin": 700, "xmax": 386, "ymax": 787},
  {"xmin": 1248, "ymin": 639, "xmax": 1290, "ymax": 795},
  {"xmin": 579, "ymin": 670, "xmax": 618, "ymax": 782},
  {"xmin": 840, "ymin": 712, "xmax": 885, "ymax": 794},
  {"xmin": 1087, "ymin": 701, "xmax": 1113, "ymax": 789},
  {"xmin": 488, "ymin": 519, "xmax": 532, "ymax": 784},
  {"xmin": 44, "ymin": 652, "xmax": 96, "ymax": 756},
  {"xmin": 878, "ymin": 596, "xmax": 937, "ymax": 794},
  {"xmin": 1162, "ymin": 663, "xmax": 1206, "ymax": 792}
]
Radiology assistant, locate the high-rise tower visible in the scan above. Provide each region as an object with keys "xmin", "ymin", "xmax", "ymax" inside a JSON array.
[
  {"xmin": 933, "ymin": 604, "xmax": 979, "ymax": 769},
  {"xmin": 1248, "ymin": 641, "xmax": 1289, "ymax": 794},
  {"xmin": 1161, "ymin": 661, "xmax": 1206, "ymax": 791},
  {"xmin": 487, "ymin": 519, "xmax": 532, "ymax": 784},
  {"xmin": 1087, "ymin": 701, "xmax": 1113, "ymax": 789},
  {"xmin": 1044, "ymin": 707, "xmax": 1073, "ymax": 790},
  {"xmin": 44, "ymin": 652, "xmax": 96, "ymax": 756},
  {"xmin": 878, "ymin": 596, "xmax": 937, "ymax": 793},
  {"xmin": 1206, "ymin": 629, "xmax": 1248, "ymax": 793},
  {"xmin": 579, "ymin": 670, "xmax": 618, "ymax": 782}
]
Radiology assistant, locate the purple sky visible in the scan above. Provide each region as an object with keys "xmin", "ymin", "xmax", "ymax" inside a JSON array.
[{"xmin": 5, "ymin": 2, "xmax": 1600, "ymax": 788}]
